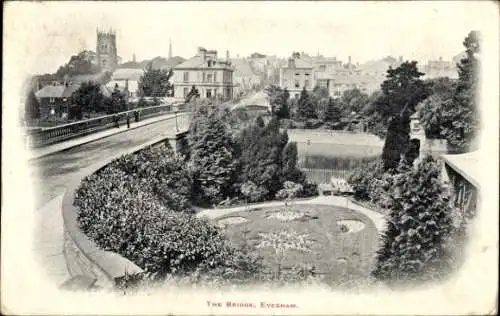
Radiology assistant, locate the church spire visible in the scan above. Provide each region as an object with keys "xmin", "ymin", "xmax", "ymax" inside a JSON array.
[{"xmin": 168, "ymin": 39, "xmax": 172, "ymax": 59}]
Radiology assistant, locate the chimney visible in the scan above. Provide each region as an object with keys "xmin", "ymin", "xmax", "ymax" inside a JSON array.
[
  {"xmin": 288, "ymin": 58, "xmax": 296, "ymax": 68},
  {"xmin": 399, "ymin": 56, "xmax": 403, "ymax": 63},
  {"xmin": 226, "ymin": 50, "xmax": 230, "ymax": 60},
  {"xmin": 348, "ymin": 56, "xmax": 352, "ymax": 65},
  {"xmin": 198, "ymin": 47, "xmax": 206, "ymax": 60},
  {"xmin": 125, "ymin": 79, "xmax": 129, "ymax": 90}
]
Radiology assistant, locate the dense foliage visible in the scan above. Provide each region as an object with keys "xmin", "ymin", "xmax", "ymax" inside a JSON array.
[
  {"xmin": 55, "ymin": 50, "xmax": 101, "ymax": 78},
  {"xmin": 138, "ymin": 61, "xmax": 174, "ymax": 97},
  {"xmin": 372, "ymin": 155, "xmax": 455, "ymax": 283},
  {"xmin": 265, "ymin": 85, "xmax": 290, "ymax": 119},
  {"xmin": 71, "ymin": 81, "xmax": 106, "ymax": 115},
  {"xmin": 75, "ymin": 143, "xmax": 261, "ymax": 282},
  {"xmin": 188, "ymin": 108, "xmax": 237, "ymax": 206},
  {"xmin": 24, "ymin": 89, "xmax": 41, "ymax": 121},
  {"xmin": 369, "ymin": 61, "xmax": 431, "ymax": 171},
  {"xmin": 418, "ymin": 31, "xmax": 480, "ymax": 153}
]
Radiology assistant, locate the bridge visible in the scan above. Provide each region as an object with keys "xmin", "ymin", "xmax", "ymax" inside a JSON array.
[{"xmin": 29, "ymin": 107, "xmax": 191, "ymax": 288}]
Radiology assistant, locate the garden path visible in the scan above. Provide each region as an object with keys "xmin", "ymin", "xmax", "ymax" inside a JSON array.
[{"xmin": 196, "ymin": 195, "xmax": 387, "ymax": 232}]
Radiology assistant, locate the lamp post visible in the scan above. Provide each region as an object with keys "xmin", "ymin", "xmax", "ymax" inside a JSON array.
[{"xmin": 174, "ymin": 109, "xmax": 179, "ymax": 132}]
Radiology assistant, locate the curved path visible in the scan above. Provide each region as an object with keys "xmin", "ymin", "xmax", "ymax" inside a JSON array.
[
  {"xmin": 196, "ymin": 195, "xmax": 387, "ymax": 232},
  {"xmin": 31, "ymin": 113, "xmax": 190, "ymax": 286}
]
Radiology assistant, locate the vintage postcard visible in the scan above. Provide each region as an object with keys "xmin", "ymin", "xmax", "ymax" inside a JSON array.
[{"xmin": 2, "ymin": 1, "xmax": 498, "ymax": 315}]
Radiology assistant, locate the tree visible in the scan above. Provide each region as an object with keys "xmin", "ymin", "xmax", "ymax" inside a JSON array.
[
  {"xmin": 418, "ymin": 77, "xmax": 457, "ymax": 139},
  {"xmin": 439, "ymin": 31, "xmax": 480, "ymax": 153},
  {"xmin": 188, "ymin": 108, "xmax": 237, "ymax": 206},
  {"xmin": 324, "ymin": 97, "xmax": 342, "ymax": 123},
  {"xmin": 296, "ymin": 87, "xmax": 316, "ymax": 120},
  {"xmin": 185, "ymin": 85, "xmax": 200, "ymax": 103},
  {"xmin": 372, "ymin": 155, "xmax": 454, "ymax": 284},
  {"xmin": 281, "ymin": 142, "xmax": 306, "ymax": 184},
  {"xmin": 55, "ymin": 50, "xmax": 101, "ymax": 79},
  {"xmin": 24, "ymin": 89, "xmax": 40, "ymax": 122},
  {"xmin": 138, "ymin": 61, "xmax": 173, "ymax": 97},
  {"xmin": 372, "ymin": 61, "xmax": 431, "ymax": 171},
  {"xmin": 110, "ymin": 84, "xmax": 127, "ymax": 113},
  {"xmin": 71, "ymin": 81, "xmax": 105, "ymax": 116},
  {"xmin": 237, "ymin": 117, "xmax": 289, "ymax": 200},
  {"xmin": 265, "ymin": 85, "xmax": 290, "ymax": 119},
  {"xmin": 341, "ymin": 88, "xmax": 369, "ymax": 115}
]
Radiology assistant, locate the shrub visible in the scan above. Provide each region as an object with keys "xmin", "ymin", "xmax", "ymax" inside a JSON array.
[
  {"xmin": 75, "ymin": 160, "xmax": 261, "ymax": 282},
  {"xmin": 110, "ymin": 144, "xmax": 192, "ymax": 213},
  {"xmin": 275, "ymin": 181, "xmax": 303, "ymax": 201},
  {"xmin": 240, "ymin": 181, "xmax": 269, "ymax": 203},
  {"xmin": 372, "ymin": 155, "xmax": 455, "ymax": 284},
  {"xmin": 347, "ymin": 158, "xmax": 384, "ymax": 201}
]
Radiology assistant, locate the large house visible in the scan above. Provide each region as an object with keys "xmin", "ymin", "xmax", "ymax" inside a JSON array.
[
  {"xmin": 279, "ymin": 58, "xmax": 315, "ymax": 98},
  {"xmin": 172, "ymin": 47, "xmax": 235, "ymax": 101}
]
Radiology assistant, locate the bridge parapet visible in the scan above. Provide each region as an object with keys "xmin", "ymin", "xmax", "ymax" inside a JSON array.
[{"xmin": 26, "ymin": 104, "xmax": 188, "ymax": 148}]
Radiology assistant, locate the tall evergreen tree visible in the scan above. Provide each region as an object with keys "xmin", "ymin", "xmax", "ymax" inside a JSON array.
[
  {"xmin": 324, "ymin": 97, "xmax": 342, "ymax": 123},
  {"xmin": 110, "ymin": 84, "xmax": 127, "ymax": 113},
  {"xmin": 71, "ymin": 81, "xmax": 105, "ymax": 115},
  {"xmin": 373, "ymin": 61, "xmax": 431, "ymax": 171},
  {"xmin": 440, "ymin": 31, "xmax": 480, "ymax": 153},
  {"xmin": 372, "ymin": 155, "xmax": 454, "ymax": 284},
  {"xmin": 281, "ymin": 142, "xmax": 306, "ymax": 184},
  {"xmin": 296, "ymin": 87, "xmax": 316, "ymax": 120},
  {"xmin": 188, "ymin": 109, "xmax": 236, "ymax": 206},
  {"xmin": 24, "ymin": 89, "xmax": 40, "ymax": 122}
]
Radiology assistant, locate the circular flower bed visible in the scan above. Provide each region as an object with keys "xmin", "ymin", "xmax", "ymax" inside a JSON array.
[{"xmin": 337, "ymin": 220, "xmax": 366, "ymax": 233}]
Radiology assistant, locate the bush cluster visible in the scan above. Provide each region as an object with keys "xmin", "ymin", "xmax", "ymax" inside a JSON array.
[{"xmin": 74, "ymin": 143, "xmax": 261, "ymax": 282}]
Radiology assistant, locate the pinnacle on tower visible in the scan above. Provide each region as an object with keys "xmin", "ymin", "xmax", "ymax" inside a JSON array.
[{"xmin": 168, "ymin": 39, "xmax": 172, "ymax": 59}]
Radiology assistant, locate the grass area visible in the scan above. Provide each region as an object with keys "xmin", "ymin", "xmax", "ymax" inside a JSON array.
[{"xmin": 218, "ymin": 204, "xmax": 379, "ymax": 285}]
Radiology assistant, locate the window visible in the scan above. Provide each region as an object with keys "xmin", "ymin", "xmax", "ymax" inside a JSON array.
[
  {"xmin": 295, "ymin": 80, "xmax": 300, "ymax": 88},
  {"xmin": 295, "ymin": 73, "xmax": 300, "ymax": 76},
  {"xmin": 202, "ymin": 72, "xmax": 206, "ymax": 83},
  {"xmin": 206, "ymin": 89, "xmax": 212, "ymax": 98},
  {"xmin": 49, "ymin": 97, "xmax": 55, "ymax": 103},
  {"xmin": 319, "ymin": 65, "xmax": 326, "ymax": 71},
  {"xmin": 213, "ymin": 72, "xmax": 217, "ymax": 83},
  {"xmin": 183, "ymin": 72, "xmax": 189, "ymax": 82},
  {"xmin": 305, "ymin": 79, "xmax": 310, "ymax": 88},
  {"xmin": 184, "ymin": 87, "xmax": 189, "ymax": 97},
  {"xmin": 305, "ymin": 73, "xmax": 310, "ymax": 76},
  {"xmin": 207, "ymin": 74, "xmax": 213, "ymax": 83}
]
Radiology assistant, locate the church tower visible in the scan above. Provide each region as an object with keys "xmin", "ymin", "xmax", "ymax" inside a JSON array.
[{"xmin": 96, "ymin": 27, "xmax": 118, "ymax": 71}]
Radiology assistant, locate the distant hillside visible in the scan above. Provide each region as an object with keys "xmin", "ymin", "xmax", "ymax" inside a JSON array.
[{"xmin": 119, "ymin": 56, "xmax": 186, "ymax": 70}]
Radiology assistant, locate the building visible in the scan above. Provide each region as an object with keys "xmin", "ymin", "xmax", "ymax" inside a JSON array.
[
  {"xmin": 172, "ymin": 47, "xmax": 235, "ymax": 100},
  {"xmin": 34, "ymin": 82, "xmax": 80, "ymax": 117},
  {"xmin": 96, "ymin": 28, "xmax": 118, "ymax": 71},
  {"xmin": 279, "ymin": 57, "xmax": 314, "ymax": 98},
  {"xmin": 107, "ymin": 68, "xmax": 144, "ymax": 101},
  {"xmin": 231, "ymin": 57, "xmax": 261, "ymax": 97},
  {"xmin": 421, "ymin": 57, "xmax": 458, "ymax": 79},
  {"xmin": 441, "ymin": 151, "xmax": 480, "ymax": 220}
]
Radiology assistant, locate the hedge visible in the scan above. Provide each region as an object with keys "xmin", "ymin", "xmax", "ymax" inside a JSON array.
[{"xmin": 74, "ymin": 144, "xmax": 261, "ymax": 282}]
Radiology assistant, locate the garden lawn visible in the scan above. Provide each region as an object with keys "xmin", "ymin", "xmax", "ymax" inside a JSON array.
[{"xmin": 217, "ymin": 204, "xmax": 379, "ymax": 285}]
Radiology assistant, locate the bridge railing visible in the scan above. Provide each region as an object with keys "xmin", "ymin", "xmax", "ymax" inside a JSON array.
[{"xmin": 25, "ymin": 103, "xmax": 188, "ymax": 148}]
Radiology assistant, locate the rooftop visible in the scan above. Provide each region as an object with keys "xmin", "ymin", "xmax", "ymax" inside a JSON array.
[{"xmin": 111, "ymin": 68, "xmax": 144, "ymax": 81}]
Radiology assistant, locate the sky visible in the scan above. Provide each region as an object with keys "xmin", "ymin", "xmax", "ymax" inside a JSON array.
[{"xmin": 4, "ymin": 1, "xmax": 496, "ymax": 75}]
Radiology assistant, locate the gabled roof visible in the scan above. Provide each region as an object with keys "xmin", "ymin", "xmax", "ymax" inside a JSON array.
[
  {"xmin": 175, "ymin": 55, "xmax": 233, "ymax": 70},
  {"xmin": 231, "ymin": 59, "xmax": 258, "ymax": 77},
  {"xmin": 35, "ymin": 85, "xmax": 66, "ymax": 98},
  {"xmin": 279, "ymin": 58, "xmax": 313, "ymax": 69}
]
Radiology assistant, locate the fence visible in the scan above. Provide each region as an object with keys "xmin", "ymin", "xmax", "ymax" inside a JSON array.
[{"xmin": 25, "ymin": 104, "xmax": 187, "ymax": 148}]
